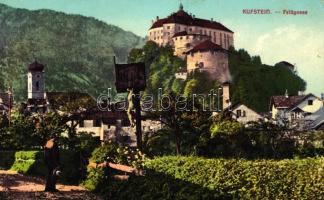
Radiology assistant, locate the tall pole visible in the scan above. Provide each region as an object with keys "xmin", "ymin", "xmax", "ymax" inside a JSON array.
[
  {"xmin": 133, "ymin": 89, "xmax": 142, "ymax": 150},
  {"xmin": 8, "ymin": 87, "xmax": 12, "ymax": 126}
]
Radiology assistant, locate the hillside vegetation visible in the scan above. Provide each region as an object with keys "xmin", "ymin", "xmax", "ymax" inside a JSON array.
[
  {"xmin": 0, "ymin": 3, "xmax": 144, "ymax": 101},
  {"xmin": 128, "ymin": 42, "xmax": 306, "ymax": 112},
  {"xmin": 229, "ymin": 48, "xmax": 306, "ymax": 112}
]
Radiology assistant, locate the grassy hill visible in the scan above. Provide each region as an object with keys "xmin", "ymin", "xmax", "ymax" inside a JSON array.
[{"xmin": 0, "ymin": 3, "xmax": 144, "ymax": 101}]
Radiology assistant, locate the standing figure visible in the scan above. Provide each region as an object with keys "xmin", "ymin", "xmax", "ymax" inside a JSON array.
[{"xmin": 44, "ymin": 136, "xmax": 60, "ymax": 192}]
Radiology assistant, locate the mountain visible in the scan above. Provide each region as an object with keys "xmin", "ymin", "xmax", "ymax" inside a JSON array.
[{"xmin": 0, "ymin": 3, "xmax": 145, "ymax": 101}]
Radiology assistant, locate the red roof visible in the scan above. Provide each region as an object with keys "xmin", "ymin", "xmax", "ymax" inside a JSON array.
[
  {"xmin": 271, "ymin": 95, "xmax": 306, "ymax": 108},
  {"xmin": 150, "ymin": 10, "xmax": 233, "ymax": 33},
  {"xmin": 172, "ymin": 31, "xmax": 188, "ymax": 38},
  {"xmin": 186, "ymin": 40, "xmax": 225, "ymax": 53}
]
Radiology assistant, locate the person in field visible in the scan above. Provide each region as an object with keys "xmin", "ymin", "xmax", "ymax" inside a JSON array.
[{"xmin": 44, "ymin": 135, "xmax": 61, "ymax": 192}]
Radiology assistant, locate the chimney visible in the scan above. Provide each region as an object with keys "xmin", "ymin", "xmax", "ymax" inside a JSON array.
[
  {"xmin": 211, "ymin": 18, "xmax": 213, "ymax": 21},
  {"xmin": 222, "ymin": 82, "xmax": 230, "ymax": 110},
  {"xmin": 156, "ymin": 16, "xmax": 159, "ymax": 21},
  {"xmin": 321, "ymin": 93, "xmax": 324, "ymax": 100},
  {"xmin": 285, "ymin": 89, "xmax": 289, "ymax": 98},
  {"xmin": 193, "ymin": 14, "xmax": 196, "ymax": 18}
]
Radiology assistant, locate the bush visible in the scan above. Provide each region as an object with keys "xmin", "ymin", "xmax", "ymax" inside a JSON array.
[
  {"xmin": 90, "ymin": 141, "xmax": 146, "ymax": 168},
  {"xmin": 0, "ymin": 150, "xmax": 81, "ymax": 184},
  {"xmin": 87, "ymin": 156, "xmax": 324, "ymax": 199}
]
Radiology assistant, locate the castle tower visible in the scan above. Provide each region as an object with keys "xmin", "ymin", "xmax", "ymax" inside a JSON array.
[
  {"xmin": 222, "ymin": 82, "xmax": 230, "ymax": 109},
  {"xmin": 28, "ymin": 60, "xmax": 45, "ymax": 100}
]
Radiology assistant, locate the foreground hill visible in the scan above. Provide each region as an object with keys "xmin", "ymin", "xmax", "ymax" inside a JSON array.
[{"xmin": 0, "ymin": 3, "xmax": 144, "ymax": 101}]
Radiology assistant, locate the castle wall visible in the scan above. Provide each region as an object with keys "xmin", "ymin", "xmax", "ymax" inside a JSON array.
[
  {"xmin": 187, "ymin": 50, "xmax": 230, "ymax": 82},
  {"xmin": 172, "ymin": 34, "xmax": 210, "ymax": 58}
]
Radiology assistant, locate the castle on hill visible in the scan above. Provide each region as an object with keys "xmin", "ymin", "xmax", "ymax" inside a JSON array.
[{"xmin": 148, "ymin": 3, "xmax": 233, "ymax": 83}]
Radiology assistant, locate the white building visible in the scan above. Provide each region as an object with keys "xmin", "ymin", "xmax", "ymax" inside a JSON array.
[
  {"xmin": 224, "ymin": 103, "xmax": 262, "ymax": 124},
  {"xmin": 270, "ymin": 93, "xmax": 323, "ymax": 129}
]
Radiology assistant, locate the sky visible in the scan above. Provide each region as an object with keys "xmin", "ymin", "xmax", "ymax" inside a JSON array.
[{"xmin": 0, "ymin": 0, "xmax": 323, "ymax": 96}]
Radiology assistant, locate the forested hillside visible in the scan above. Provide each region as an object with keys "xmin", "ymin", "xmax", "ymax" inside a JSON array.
[
  {"xmin": 229, "ymin": 48, "xmax": 306, "ymax": 112},
  {"xmin": 129, "ymin": 42, "xmax": 306, "ymax": 112},
  {"xmin": 0, "ymin": 3, "xmax": 144, "ymax": 101}
]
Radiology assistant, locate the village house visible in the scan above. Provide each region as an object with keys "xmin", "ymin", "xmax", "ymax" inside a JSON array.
[
  {"xmin": 270, "ymin": 91, "xmax": 323, "ymax": 129},
  {"xmin": 224, "ymin": 102, "xmax": 262, "ymax": 124},
  {"xmin": 305, "ymin": 107, "xmax": 324, "ymax": 130}
]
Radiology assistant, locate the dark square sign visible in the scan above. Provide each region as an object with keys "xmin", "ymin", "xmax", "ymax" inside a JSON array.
[{"xmin": 114, "ymin": 62, "xmax": 146, "ymax": 93}]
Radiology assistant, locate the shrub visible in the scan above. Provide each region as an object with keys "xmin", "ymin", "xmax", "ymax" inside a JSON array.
[
  {"xmin": 0, "ymin": 150, "xmax": 81, "ymax": 184},
  {"xmin": 90, "ymin": 141, "xmax": 146, "ymax": 168},
  {"xmin": 88, "ymin": 156, "xmax": 324, "ymax": 200}
]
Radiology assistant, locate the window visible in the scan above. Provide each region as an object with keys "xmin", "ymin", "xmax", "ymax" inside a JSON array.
[
  {"xmin": 177, "ymin": 26, "xmax": 180, "ymax": 31},
  {"xmin": 186, "ymin": 36, "xmax": 189, "ymax": 39},
  {"xmin": 308, "ymin": 100, "xmax": 313, "ymax": 105},
  {"xmin": 236, "ymin": 110, "xmax": 242, "ymax": 118},
  {"xmin": 242, "ymin": 111, "xmax": 246, "ymax": 117},
  {"xmin": 93, "ymin": 119, "xmax": 101, "ymax": 127},
  {"xmin": 220, "ymin": 33, "xmax": 222, "ymax": 47},
  {"xmin": 79, "ymin": 120, "xmax": 84, "ymax": 127},
  {"xmin": 224, "ymin": 34, "xmax": 227, "ymax": 48},
  {"xmin": 189, "ymin": 28, "xmax": 192, "ymax": 32},
  {"xmin": 167, "ymin": 26, "xmax": 170, "ymax": 29},
  {"xmin": 35, "ymin": 81, "xmax": 39, "ymax": 91},
  {"xmin": 180, "ymin": 36, "xmax": 182, "ymax": 40}
]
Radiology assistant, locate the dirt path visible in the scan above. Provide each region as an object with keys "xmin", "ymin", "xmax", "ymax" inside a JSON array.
[{"xmin": 0, "ymin": 170, "xmax": 100, "ymax": 200}]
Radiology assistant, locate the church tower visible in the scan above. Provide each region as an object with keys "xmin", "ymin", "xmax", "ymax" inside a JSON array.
[{"xmin": 28, "ymin": 60, "xmax": 45, "ymax": 100}]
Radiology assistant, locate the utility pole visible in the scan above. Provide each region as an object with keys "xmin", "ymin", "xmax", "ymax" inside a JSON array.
[
  {"xmin": 8, "ymin": 86, "xmax": 12, "ymax": 126},
  {"xmin": 133, "ymin": 89, "xmax": 142, "ymax": 150}
]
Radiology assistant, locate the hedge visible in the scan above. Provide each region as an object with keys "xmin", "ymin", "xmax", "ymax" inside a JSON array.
[
  {"xmin": 0, "ymin": 150, "xmax": 81, "ymax": 184},
  {"xmin": 85, "ymin": 156, "xmax": 324, "ymax": 200}
]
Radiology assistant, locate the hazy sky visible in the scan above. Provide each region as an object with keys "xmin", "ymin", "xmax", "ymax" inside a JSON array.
[{"xmin": 1, "ymin": 0, "xmax": 323, "ymax": 96}]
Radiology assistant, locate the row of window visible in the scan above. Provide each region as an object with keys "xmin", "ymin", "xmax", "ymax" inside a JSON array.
[
  {"xmin": 151, "ymin": 27, "xmax": 232, "ymax": 40},
  {"xmin": 236, "ymin": 110, "xmax": 246, "ymax": 118}
]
